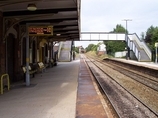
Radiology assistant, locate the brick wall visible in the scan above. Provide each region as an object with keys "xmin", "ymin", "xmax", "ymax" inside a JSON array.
[{"xmin": 97, "ymin": 51, "xmax": 106, "ymax": 56}]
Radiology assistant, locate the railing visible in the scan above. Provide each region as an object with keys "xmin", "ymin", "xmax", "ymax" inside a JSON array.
[
  {"xmin": 80, "ymin": 32, "xmax": 151, "ymax": 61},
  {"xmin": 1, "ymin": 74, "xmax": 10, "ymax": 94},
  {"xmin": 127, "ymin": 34, "xmax": 151, "ymax": 61},
  {"xmin": 80, "ymin": 32, "xmax": 125, "ymax": 41},
  {"xmin": 132, "ymin": 33, "xmax": 151, "ymax": 60},
  {"xmin": 58, "ymin": 42, "xmax": 63, "ymax": 59},
  {"xmin": 127, "ymin": 35, "xmax": 139, "ymax": 60}
]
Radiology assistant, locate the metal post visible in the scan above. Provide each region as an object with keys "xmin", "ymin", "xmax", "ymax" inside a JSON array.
[
  {"xmin": 122, "ymin": 19, "xmax": 132, "ymax": 60},
  {"xmin": 126, "ymin": 20, "xmax": 129, "ymax": 60},
  {"xmin": 26, "ymin": 29, "xmax": 30, "ymax": 86},
  {"xmin": 155, "ymin": 44, "xmax": 157, "ymax": 63}
]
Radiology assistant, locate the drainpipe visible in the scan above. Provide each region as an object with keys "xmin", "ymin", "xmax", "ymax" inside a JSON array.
[{"xmin": 5, "ymin": 37, "xmax": 8, "ymax": 73}]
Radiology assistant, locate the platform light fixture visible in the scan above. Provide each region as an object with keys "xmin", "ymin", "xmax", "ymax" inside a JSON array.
[
  {"xmin": 56, "ymin": 34, "xmax": 61, "ymax": 36},
  {"xmin": 27, "ymin": 4, "xmax": 37, "ymax": 11}
]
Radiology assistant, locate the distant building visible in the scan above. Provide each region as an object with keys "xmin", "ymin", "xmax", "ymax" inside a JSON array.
[
  {"xmin": 97, "ymin": 43, "xmax": 106, "ymax": 55},
  {"xmin": 78, "ymin": 46, "xmax": 85, "ymax": 53}
]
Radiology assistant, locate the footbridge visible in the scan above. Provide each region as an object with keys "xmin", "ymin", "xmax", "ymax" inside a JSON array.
[
  {"xmin": 79, "ymin": 32, "xmax": 151, "ymax": 62},
  {"xmin": 80, "ymin": 32, "xmax": 125, "ymax": 41},
  {"xmin": 58, "ymin": 32, "xmax": 151, "ymax": 62}
]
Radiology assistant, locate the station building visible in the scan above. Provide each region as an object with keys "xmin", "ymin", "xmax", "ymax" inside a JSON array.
[{"xmin": 0, "ymin": 0, "xmax": 81, "ymax": 83}]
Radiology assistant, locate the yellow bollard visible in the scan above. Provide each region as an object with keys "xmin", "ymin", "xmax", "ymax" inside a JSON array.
[{"xmin": 1, "ymin": 74, "xmax": 10, "ymax": 94}]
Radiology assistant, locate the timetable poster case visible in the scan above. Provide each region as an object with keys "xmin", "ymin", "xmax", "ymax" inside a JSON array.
[{"xmin": 28, "ymin": 26, "xmax": 53, "ymax": 36}]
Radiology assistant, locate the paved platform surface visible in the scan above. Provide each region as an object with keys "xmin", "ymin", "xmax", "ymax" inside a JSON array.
[
  {"xmin": 0, "ymin": 60, "xmax": 80, "ymax": 118},
  {"xmin": 76, "ymin": 58, "xmax": 107, "ymax": 118},
  {"xmin": 111, "ymin": 58, "xmax": 158, "ymax": 70}
]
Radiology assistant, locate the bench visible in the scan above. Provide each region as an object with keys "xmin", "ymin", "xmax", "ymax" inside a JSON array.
[
  {"xmin": 22, "ymin": 65, "xmax": 37, "ymax": 78},
  {"xmin": 37, "ymin": 62, "xmax": 46, "ymax": 73},
  {"xmin": 50, "ymin": 59, "xmax": 57, "ymax": 67}
]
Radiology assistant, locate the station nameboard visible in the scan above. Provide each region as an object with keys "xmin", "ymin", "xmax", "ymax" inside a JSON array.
[{"xmin": 28, "ymin": 26, "xmax": 53, "ymax": 36}]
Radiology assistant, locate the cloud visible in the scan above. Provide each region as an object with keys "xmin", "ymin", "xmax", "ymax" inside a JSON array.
[
  {"xmin": 76, "ymin": 0, "xmax": 158, "ymax": 48},
  {"xmin": 81, "ymin": 0, "xmax": 158, "ymax": 33}
]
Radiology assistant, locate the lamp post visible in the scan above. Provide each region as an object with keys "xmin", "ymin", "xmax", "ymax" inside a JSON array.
[
  {"xmin": 155, "ymin": 43, "xmax": 158, "ymax": 63},
  {"xmin": 122, "ymin": 19, "xmax": 132, "ymax": 60}
]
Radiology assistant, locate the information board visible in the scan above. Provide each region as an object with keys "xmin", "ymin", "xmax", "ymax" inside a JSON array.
[{"xmin": 28, "ymin": 26, "xmax": 53, "ymax": 36}]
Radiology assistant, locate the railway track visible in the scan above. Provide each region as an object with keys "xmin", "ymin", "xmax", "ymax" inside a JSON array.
[
  {"xmin": 103, "ymin": 60, "xmax": 158, "ymax": 90},
  {"xmin": 81, "ymin": 54, "xmax": 158, "ymax": 118},
  {"xmin": 92, "ymin": 57, "xmax": 158, "ymax": 91}
]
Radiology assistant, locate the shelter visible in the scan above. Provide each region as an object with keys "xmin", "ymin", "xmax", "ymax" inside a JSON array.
[{"xmin": 0, "ymin": 0, "xmax": 81, "ymax": 83}]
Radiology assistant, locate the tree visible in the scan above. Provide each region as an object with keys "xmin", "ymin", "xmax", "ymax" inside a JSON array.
[
  {"xmin": 86, "ymin": 44, "xmax": 97, "ymax": 52},
  {"xmin": 103, "ymin": 24, "xmax": 126, "ymax": 56},
  {"xmin": 104, "ymin": 41, "xmax": 126, "ymax": 55},
  {"xmin": 74, "ymin": 46, "xmax": 79, "ymax": 53},
  {"xmin": 112, "ymin": 24, "xmax": 127, "ymax": 33},
  {"xmin": 144, "ymin": 26, "xmax": 158, "ymax": 50},
  {"xmin": 151, "ymin": 27, "xmax": 158, "ymax": 49},
  {"xmin": 144, "ymin": 25, "xmax": 155, "ymax": 44}
]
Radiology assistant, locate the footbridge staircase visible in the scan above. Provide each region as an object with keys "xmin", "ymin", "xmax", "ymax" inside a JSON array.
[{"xmin": 58, "ymin": 41, "xmax": 72, "ymax": 62}]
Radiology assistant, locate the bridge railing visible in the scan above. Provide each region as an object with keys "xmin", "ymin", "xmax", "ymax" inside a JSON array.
[
  {"xmin": 80, "ymin": 32, "xmax": 125, "ymax": 41},
  {"xmin": 132, "ymin": 33, "xmax": 151, "ymax": 60},
  {"xmin": 58, "ymin": 42, "xmax": 63, "ymax": 59},
  {"xmin": 127, "ymin": 33, "xmax": 151, "ymax": 61},
  {"xmin": 80, "ymin": 32, "xmax": 151, "ymax": 61}
]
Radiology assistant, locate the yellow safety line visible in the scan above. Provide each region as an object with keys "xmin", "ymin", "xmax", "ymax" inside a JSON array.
[{"xmin": 1, "ymin": 74, "xmax": 10, "ymax": 94}]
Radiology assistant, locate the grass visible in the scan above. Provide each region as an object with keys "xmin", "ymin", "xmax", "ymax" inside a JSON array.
[{"xmin": 85, "ymin": 51, "xmax": 109, "ymax": 60}]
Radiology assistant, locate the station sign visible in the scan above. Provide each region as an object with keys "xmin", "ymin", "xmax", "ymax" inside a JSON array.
[{"xmin": 28, "ymin": 26, "xmax": 53, "ymax": 36}]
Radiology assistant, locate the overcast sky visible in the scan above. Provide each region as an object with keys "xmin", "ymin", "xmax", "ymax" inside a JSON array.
[{"xmin": 75, "ymin": 0, "xmax": 158, "ymax": 48}]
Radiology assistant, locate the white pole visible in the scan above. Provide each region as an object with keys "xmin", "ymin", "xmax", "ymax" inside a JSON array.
[
  {"xmin": 155, "ymin": 44, "xmax": 157, "ymax": 63},
  {"xmin": 122, "ymin": 19, "xmax": 132, "ymax": 60}
]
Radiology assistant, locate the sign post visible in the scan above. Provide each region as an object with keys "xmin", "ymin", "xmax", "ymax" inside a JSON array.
[{"xmin": 155, "ymin": 43, "xmax": 158, "ymax": 63}]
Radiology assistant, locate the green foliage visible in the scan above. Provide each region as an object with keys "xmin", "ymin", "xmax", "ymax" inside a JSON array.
[
  {"xmin": 86, "ymin": 44, "xmax": 94, "ymax": 52},
  {"xmin": 104, "ymin": 41, "xmax": 126, "ymax": 56},
  {"xmin": 92, "ymin": 45, "xmax": 98, "ymax": 51},
  {"xmin": 151, "ymin": 27, "xmax": 158, "ymax": 49},
  {"xmin": 86, "ymin": 44, "xmax": 97, "ymax": 52},
  {"xmin": 112, "ymin": 24, "xmax": 127, "ymax": 33},
  {"xmin": 144, "ymin": 25, "xmax": 155, "ymax": 44},
  {"xmin": 86, "ymin": 44, "xmax": 98, "ymax": 52},
  {"xmin": 74, "ymin": 47, "xmax": 79, "ymax": 53},
  {"xmin": 85, "ymin": 42, "xmax": 101, "ymax": 52},
  {"xmin": 144, "ymin": 26, "xmax": 158, "ymax": 50},
  {"xmin": 103, "ymin": 24, "xmax": 126, "ymax": 56}
]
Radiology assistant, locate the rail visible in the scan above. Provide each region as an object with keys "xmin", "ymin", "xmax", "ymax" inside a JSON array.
[
  {"xmin": 132, "ymin": 33, "xmax": 151, "ymax": 60},
  {"xmin": 1, "ymin": 74, "xmax": 10, "ymax": 94},
  {"xmin": 58, "ymin": 42, "xmax": 63, "ymax": 59}
]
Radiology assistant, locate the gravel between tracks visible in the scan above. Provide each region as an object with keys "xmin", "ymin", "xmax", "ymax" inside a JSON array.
[
  {"xmin": 95, "ymin": 61, "xmax": 158, "ymax": 115},
  {"xmin": 87, "ymin": 61, "xmax": 156, "ymax": 118}
]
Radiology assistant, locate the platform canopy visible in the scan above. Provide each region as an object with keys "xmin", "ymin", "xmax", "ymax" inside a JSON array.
[{"xmin": 0, "ymin": 0, "xmax": 81, "ymax": 41}]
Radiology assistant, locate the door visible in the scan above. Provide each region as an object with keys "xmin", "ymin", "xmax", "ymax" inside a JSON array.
[{"xmin": 7, "ymin": 33, "xmax": 15, "ymax": 82}]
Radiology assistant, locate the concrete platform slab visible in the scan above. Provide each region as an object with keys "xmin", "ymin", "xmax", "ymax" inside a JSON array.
[{"xmin": 0, "ymin": 60, "xmax": 80, "ymax": 118}]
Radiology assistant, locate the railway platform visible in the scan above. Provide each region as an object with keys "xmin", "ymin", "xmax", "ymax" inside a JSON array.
[
  {"xmin": 1, "ymin": 56, "xmax": 157, "ymax": 118},
  {"xmin": 0, "ymin": 57, "xmax": 107, "ymax": 118},
  {"xmin": 111, "ymin": 58, "xmax": 158, "ymax": 70},
  {"xmin": 0, "ymin": 60, "xmax": 79, "ymax": 118}
]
